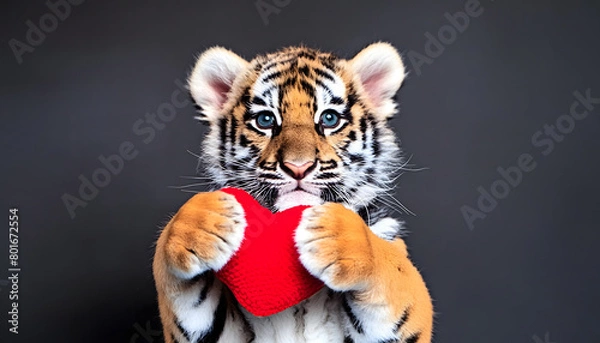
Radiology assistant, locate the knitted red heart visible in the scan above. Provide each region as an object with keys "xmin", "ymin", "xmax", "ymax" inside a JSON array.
[{"xmin": 216, "ymin": 188, "xmax": 324, "ymax": 317}]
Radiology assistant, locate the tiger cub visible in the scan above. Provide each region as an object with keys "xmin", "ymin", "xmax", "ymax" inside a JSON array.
[{"xmin": 152, "ymin": 43, "xmax": 433, "ymax": 343}]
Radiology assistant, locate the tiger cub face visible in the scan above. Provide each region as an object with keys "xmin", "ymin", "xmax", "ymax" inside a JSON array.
[{"xmin": 188, "ymin": 43, "xmax": 407, "ymax": 220}]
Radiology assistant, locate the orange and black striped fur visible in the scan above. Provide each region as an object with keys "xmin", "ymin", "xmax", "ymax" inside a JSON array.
[{"xmin": 153, "ymin": 43, "xmax": 433, "ymax": 342}]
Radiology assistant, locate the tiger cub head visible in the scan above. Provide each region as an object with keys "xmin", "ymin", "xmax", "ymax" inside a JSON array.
[{"xmin": 188, "ymin": 43, "xmax": 408, "ymax": 220}]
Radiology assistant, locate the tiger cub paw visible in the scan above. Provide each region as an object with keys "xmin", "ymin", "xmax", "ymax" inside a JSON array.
[
  {"xmin": 295, "ymin": 203, "xmax": 375, "ymax": 292},
  {"xmin": 162, "ymin": 191, "xmax": 246, "ymax": 279}
]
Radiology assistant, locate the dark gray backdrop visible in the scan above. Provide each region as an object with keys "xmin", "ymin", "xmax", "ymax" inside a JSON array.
[{"xmin": 1, "ymin": 0, "xmax": 599, "ymax": 342}]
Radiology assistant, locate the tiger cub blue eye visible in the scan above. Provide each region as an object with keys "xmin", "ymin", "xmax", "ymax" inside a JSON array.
[
  {"xmin": 256, "ymin": 111, "xmax": 276, "ymax": 129},
  {"xmin": 320, "ymin": 110, "xmax": 341, "ymax": 128}
]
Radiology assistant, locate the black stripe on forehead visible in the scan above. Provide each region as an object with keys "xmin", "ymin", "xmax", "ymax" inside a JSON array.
[
  {"xmin": 259, "ymin": 87, "xmax": 275, "ymax": 106},
  {"xmin": 261, "ymin": 70, "xmax": 283, "ymax": 83},
  {"xmin": 316, "ymin": 79, "xmax": 348, "ymax": 107},
  {"xmin": 296, "ymin": 49, "xmax": 318, "ymax": 60},
  {"xmin": 250, "ymin": 96, "xmax": 266, "ymax": 106},
  {"xmin": 252, "ymin": 60, "xmax": 264, "ymax": 72},
  {"xmin": 299, "ymin": 79, "xmax": 316, "ymax": 95},
  {"xmin": 277, "ymin": 75, "xmax": 318, "ymax": 113},
  {"xmin": 281, "ymin": 74, "xmax": 298, "ymax": 88},
  {"xmin": 299, "ymin": 65, "xmax": 311, "ymax": 76},
  {"xmin": 314, "ymin": 78, "xmax": 332, "ymax": 95},
  {"xmin": 262, "ymin": 56, "xmax": 297, "ymax": 72},
  {"xmin": 331, "ymin": 96, "xmax": 344, "ymax": 105},
  {"xmin": 317, "ymin": 54, "xmax": 337, "ymax": 69},
  {"xmin": 313, "ymin": 67, "xmax": 336, "ymax": 82}
]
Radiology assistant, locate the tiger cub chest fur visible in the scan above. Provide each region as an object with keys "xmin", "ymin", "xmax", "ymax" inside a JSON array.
[{"xmin": 243, "ymin": 289, "xmax": 345, "ymax": 343}]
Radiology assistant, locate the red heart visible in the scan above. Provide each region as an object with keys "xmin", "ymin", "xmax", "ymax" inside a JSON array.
[{"xmin": 216, "ymin": 188, "xmax": 324, "ymax": 317}]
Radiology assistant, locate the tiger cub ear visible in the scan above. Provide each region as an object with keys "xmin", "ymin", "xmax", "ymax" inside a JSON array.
[
  {"xmin": 348, "ymin": 42, "xmax": 406, "ymax": 118},
  {"xmin": 188, "ymin": 47, "xmax": 250, "ymax": 122}
]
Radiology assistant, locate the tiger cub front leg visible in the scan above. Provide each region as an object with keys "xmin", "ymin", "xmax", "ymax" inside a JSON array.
[
  {"xmin": 295, "ymin": 203, "xmax": 433, "ymax": 343},
  {"xmin": 152, "ymin": 191, "xmax": 248, "ymax": 343}
]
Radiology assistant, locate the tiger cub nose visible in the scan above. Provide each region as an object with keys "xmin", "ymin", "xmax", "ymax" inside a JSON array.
[{"xmin": 283, "ymin": 161, "xmax": 315, "ymax": 180}]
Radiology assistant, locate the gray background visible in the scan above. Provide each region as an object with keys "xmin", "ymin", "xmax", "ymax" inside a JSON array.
[{"xmin": 1, "ymin": 0, "xmax": 599, "ymax": 342}]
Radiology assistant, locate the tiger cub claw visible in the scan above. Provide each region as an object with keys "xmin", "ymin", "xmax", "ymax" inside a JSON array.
[
  {"xmin": 161, "ymin": 191, "xmax": 246, "ymax": 279},
  {"xmin": 295, "ymin": 203, "xmax": 375, "ymax": 292}
]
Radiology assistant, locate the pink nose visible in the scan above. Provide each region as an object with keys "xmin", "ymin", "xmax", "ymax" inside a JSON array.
[{"xmin": 283, "ymin": 161, "xmax": 314, "ymax": 180}]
